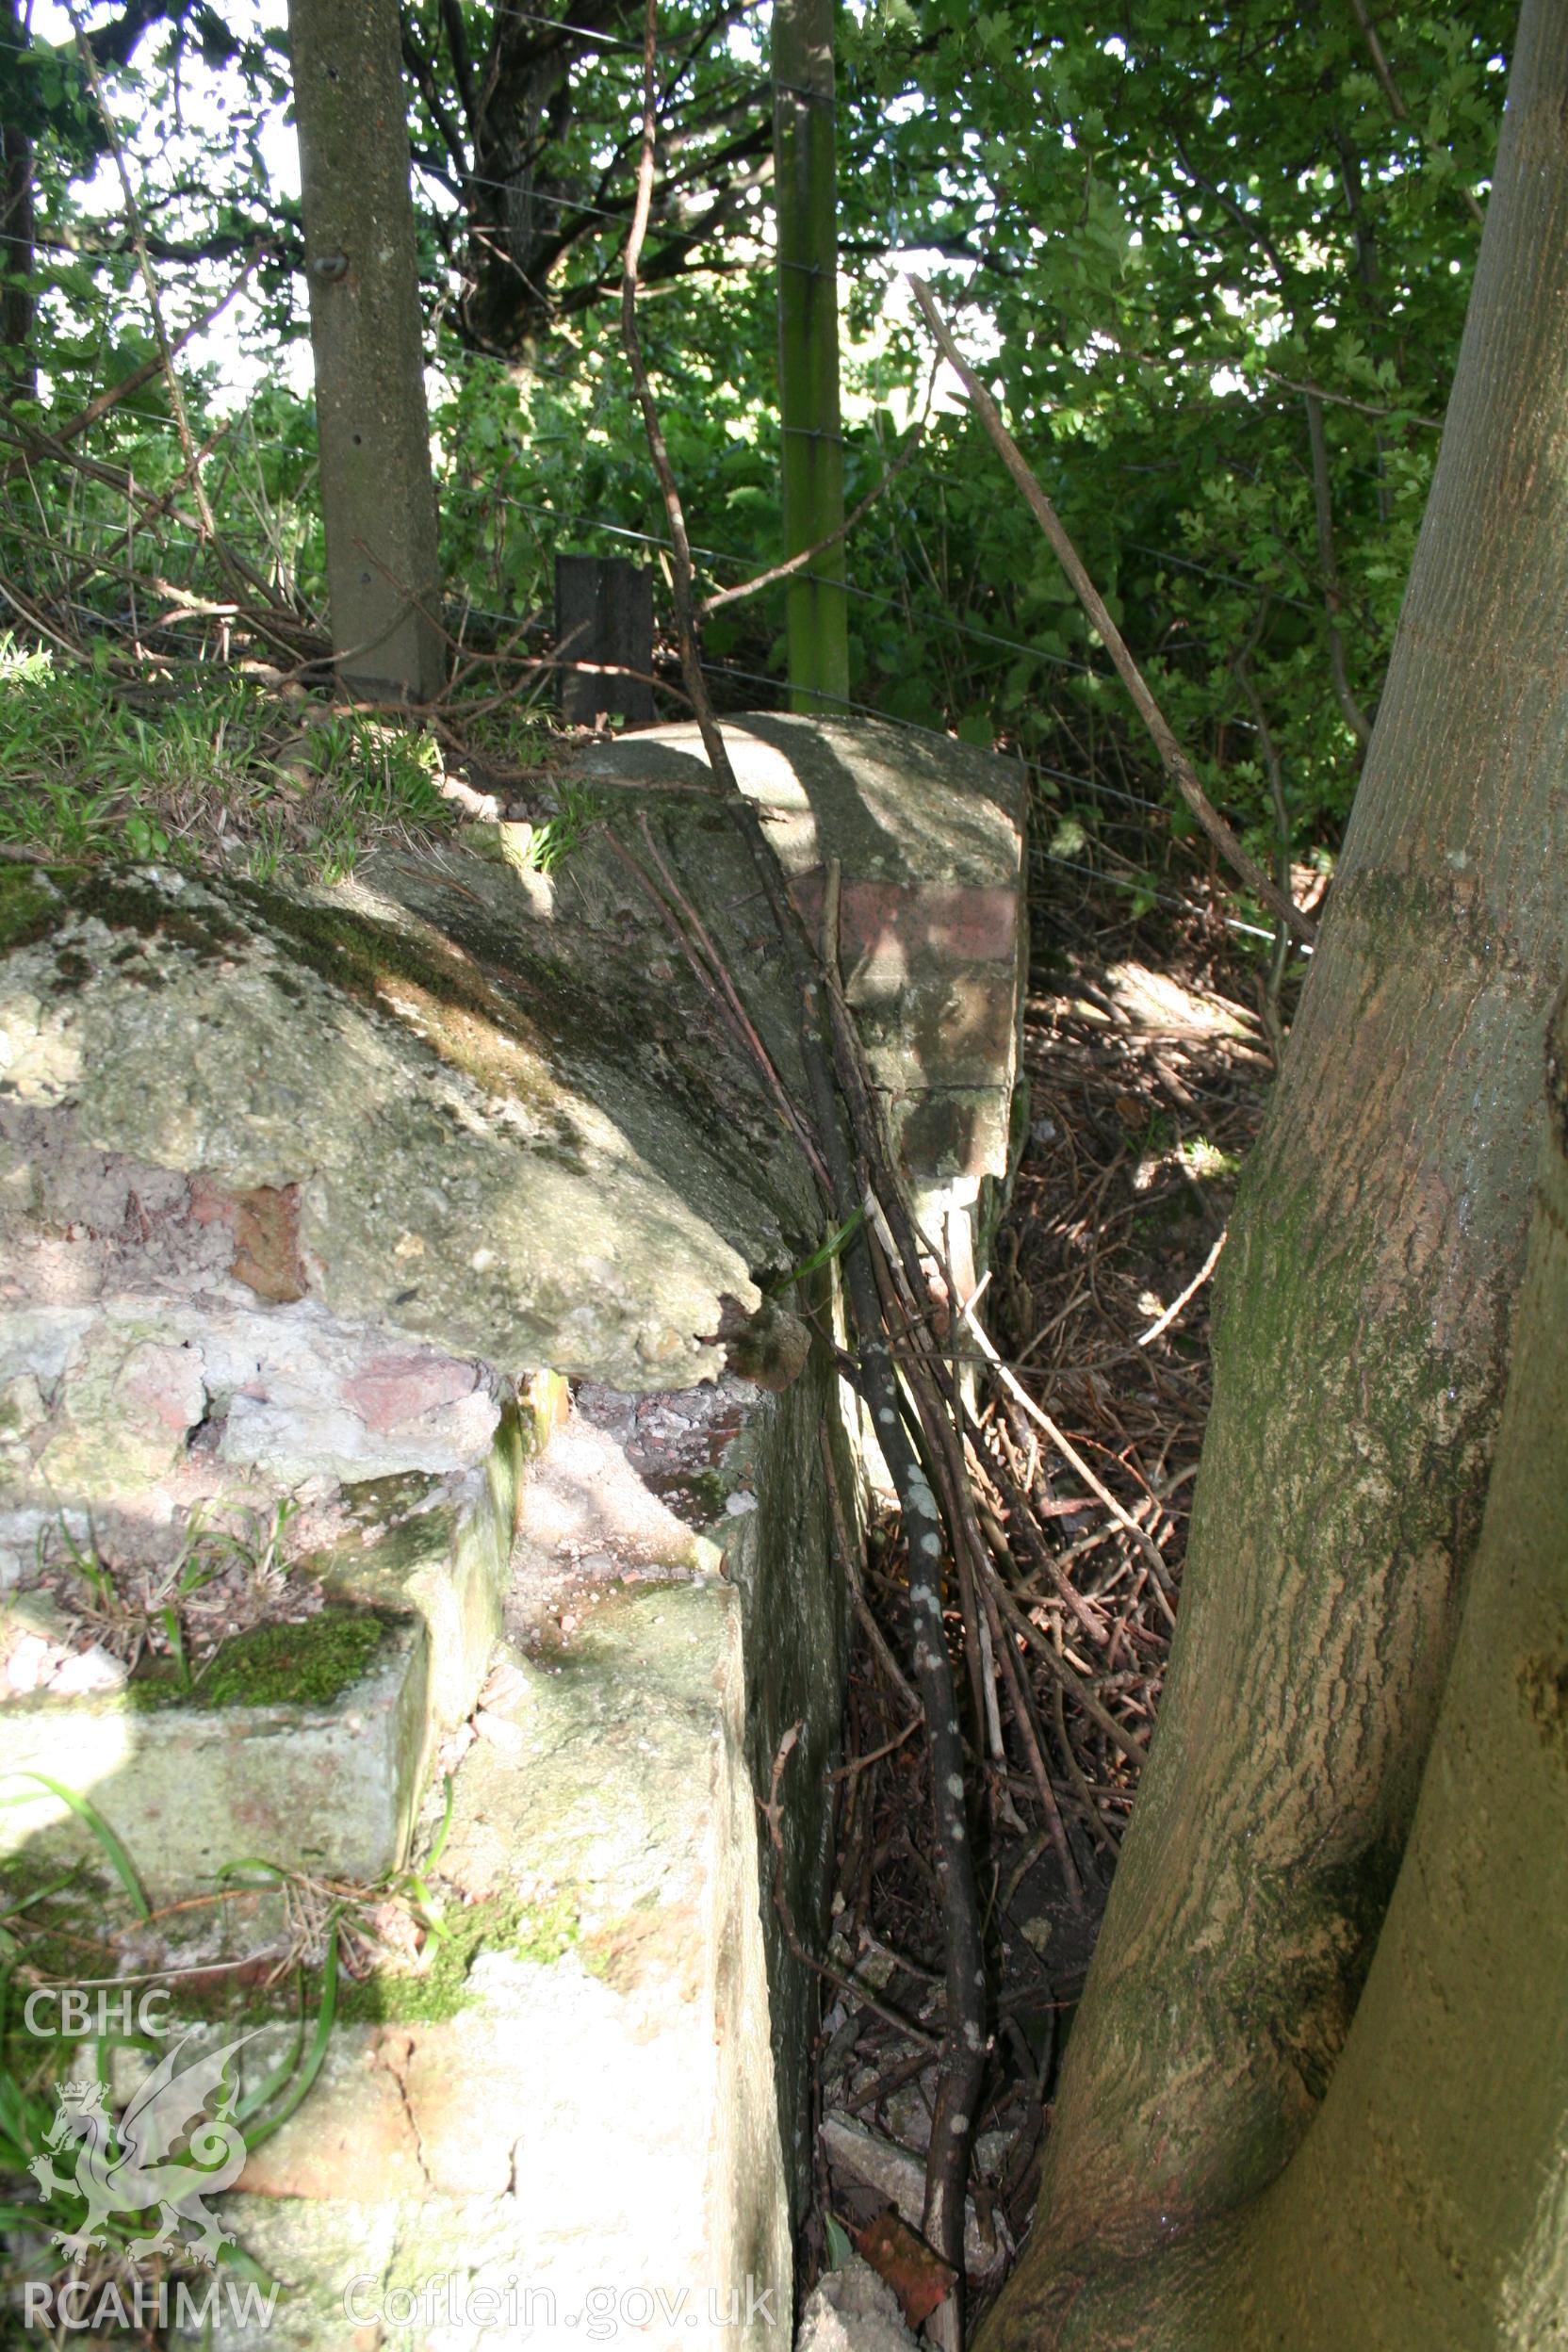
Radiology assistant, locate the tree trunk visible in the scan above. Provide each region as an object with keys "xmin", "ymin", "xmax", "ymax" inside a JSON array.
[
  {"xmin": 288, "ymin": 0, "xmax": 445, "ymax": 702},
  {"xmin": 1005, "ymin": 979, "xmax": 1568, "ymax": 2352},
  {"xmin": 0, "ymin": 0, "xmax": 36, "ymax": 398},
  {"xmin": 1232, "ymin": 973, "xmax": 1568, "ymax": 2346},
  {"xmin": 983, "ymin": 0, "xmax": 1568, "ymax": 2336},
  {"xmin": 458, "ymin": 8, "xmax": 581, "ymax": 353},
  {"xmin": 773, "ymin": 0, "xmax": 848, "ymax": 712}
]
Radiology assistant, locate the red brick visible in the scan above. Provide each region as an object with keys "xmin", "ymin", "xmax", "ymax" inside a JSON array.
[
  {"xmin": 344, "ymin": 1353, "xmax": 480, "ymax": 1431},
  {"xmin": 787, "ymin": 875, "xmax": 1018, "ymax": 972}
]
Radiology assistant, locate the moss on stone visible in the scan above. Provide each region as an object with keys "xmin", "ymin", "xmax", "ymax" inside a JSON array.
[
  {"xmin": 338, "ymin": 1894, "xmax": 516, "ymax": 2024},
  {"xmin": 49, "ymin": 946, "xmax": 92, "ymax": 993},
  {"xmin": 233, "ymin": 864, "xmax": 778, "ymax": 1197},
  {"xmin": 514, "ymin": 1887, "xmax": 581, "ymax": 1965},
  {"xmin": 204, "ymin": 1607, "xmax": 392, "ymax": 1707},
  {"xmin": 340, "ymin": 1469, "xmax": 448, "ymax": 1525},
  {"xmin": 312, "ymin": 1506, "xmax": 459, "ymax": 1602},
  {"xmin": 219, "ymin": 877, "xmax": 606, "ymax": 1148},
  {"xmin": 338, "ymin": 1885, "xmax": 581, "ymax": 2023},
  {"xmin": 67, "ymin": 871, "xmax": 247, "ymax": 959},
  {"xmin": 235, "ymin": 874, "xmax": 576, "ymax": 1039},
  {"xmin": 0, "ymin": 864, "xmax": 258, "ymax": 991},
  {"xmin": 0, "ymin": 862, "xmax": 63, "ymax": 953},
  {"xmin": 683, "ymin": 1465, "xmax": 733, "ymax": 1518},
  {"xmin": 125, "ymin": 1605, "xmax": 394, "ymax": 1712}
]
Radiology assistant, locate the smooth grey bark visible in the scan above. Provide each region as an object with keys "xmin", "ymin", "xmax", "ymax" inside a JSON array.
[
  {"xmin": 1232, "ymin": 973, "xmax": 1568, "ymax": 2347},
  {"xmin": 983, "ymin": 1, "xmax": 1568, "ymax": 2338},
  {"xmin": 1019, "ymin": 982, "xmax": 1568, "ymax": 2352},
  {"xmin": 288, "ymin": 0, "xmax": 444, "ymax": 701}
]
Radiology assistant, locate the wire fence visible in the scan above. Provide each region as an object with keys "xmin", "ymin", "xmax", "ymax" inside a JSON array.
[
  {"xmin": 0, "ymin": 415, "xmax": 1197, "ymax": 845},
  {"xmin": 1, "ymin": 339, "xmax": 1305, "ymax": 943},
  {"xmin": 0, "ymin": 360, "xmax": 1264, "ymax": 714}
]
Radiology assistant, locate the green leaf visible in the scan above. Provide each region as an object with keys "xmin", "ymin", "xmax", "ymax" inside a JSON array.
[
  {"xmin": 825, "ymin": 2213, "xmax": 855, "ymax": 2267},
  {"xmin": 765, "ymin": 1208, "xmax": 866, "ymax": 1295},
  {"xmin": 0, "ymin": 1775, "xmax": 150, "ymax": 1919},
  {"xmin": 240, "ymin": 1916, "xmax": 340, "ymax": 2151}
]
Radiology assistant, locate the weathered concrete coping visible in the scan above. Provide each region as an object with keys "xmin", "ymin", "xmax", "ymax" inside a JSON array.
[{"xmin": 562, "ymin": 714, "xmax": 1029, "ymax": 1209}]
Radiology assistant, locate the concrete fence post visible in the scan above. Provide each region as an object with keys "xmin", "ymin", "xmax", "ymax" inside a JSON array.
[{"xmin": 287, "ymin": 0, "xmax": 445, "ymax": 703}]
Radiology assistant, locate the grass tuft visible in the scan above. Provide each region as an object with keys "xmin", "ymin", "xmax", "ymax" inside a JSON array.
[{"xmin": 0, "ymin": 638, "xmax": 456, "ymax": 884}]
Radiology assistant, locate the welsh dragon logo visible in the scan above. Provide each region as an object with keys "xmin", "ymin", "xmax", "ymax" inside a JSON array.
[{"xmin": 28, "ymin": 2033, "xmax": 253, "ymax": 2266}]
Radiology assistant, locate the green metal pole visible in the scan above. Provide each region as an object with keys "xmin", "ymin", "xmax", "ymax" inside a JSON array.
[{"xmin": 773, "ymin": 0, "xmax": 848, "ymax": 714}]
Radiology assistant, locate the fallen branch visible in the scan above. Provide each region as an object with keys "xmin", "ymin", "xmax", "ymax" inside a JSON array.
[
  {"xmin": 0, "ymin": 569, "xmax": 86, "ymax": 660},
  {"xmin": 1138, "ymin": 1227, "xmax": 1227, "ymax": 1347},
  {"xmin": 0, "ymin": 416, "xmax": 307, "ymax": 662},
  {"xmin": 906, "ymin": 275, "xmax": 1317, "ymax": 949}
]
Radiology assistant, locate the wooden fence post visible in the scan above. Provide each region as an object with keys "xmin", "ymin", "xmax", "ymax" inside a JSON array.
[{"xmin": 554, "ymin": 554, "xmax": 654, "ymax": 727}]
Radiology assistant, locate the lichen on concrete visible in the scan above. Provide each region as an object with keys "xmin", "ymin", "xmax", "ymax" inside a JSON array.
[
  {"xmin": 0, "ymin": 856, "xmax": 815, "ymax": 1391},
  {"xmin": 0, "ymin": 716, "xmax": 1030, "ymax": 2347}
]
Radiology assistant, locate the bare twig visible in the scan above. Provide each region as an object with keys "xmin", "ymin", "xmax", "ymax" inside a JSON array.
[
  {"xmin": 1231, "ymin": 599, "xmax": 1296, "ymax": 1048},
  {"xmin": 978, "ymin": 1564, "xmax": 1083, "ymax": 1903},
  {"xmin": 906, "ymin": 275, "xmax": 1317, "ymax": 949},
  {"xmin": 604, "ymin": 821, "xmax": 832, "ymax": 1194},
  {"xmin": 829, "ymin": 1718, "xmax": 921, "ymax": 1781},
  {"xmin": 1257, "ymin": 366, "xmax": 1442, "ymax": 430},
  {"xmin": 988, "ymin": 1578, "xmax": 1149, "ymax": 1772},
  {"xmin": 68, "ymin": 11, "xmax": 220, "ymax": 543},
  {"xmin": 0, "ymin": 568, "xmax": 87, "ymax": 658},
  {"xmin": 759, "ymin": 1723, "xmax": 939, "ymax": 2049},
  {"xmin": 1303, "ymin": 392, "xmax": 1375, "ymax": 753},
  {"xmin": 821, "ymin": 1426, "xmax": 922, "ymax": 1721},
  {"xmin": 1137, "ymin": 1229, "xmax": 1228, "ymax": 1347},
  {"xmin": 624, "ymin": 11, "xmax": 988, "ymax": 2309},
  {"xmin": 958, "ymin": 1288, "xmax": 1172, "ymax": 1592},
  {"xmin": 0, "ymin": 416, "xmax": 306, "ymax": 661},
  {"xmin": 0, "ymin": 247, "xmax": 268, "ymax": 487},
  {"xmin": 698, "ymin": 424, "xmax": 925, "ymax": 616}
]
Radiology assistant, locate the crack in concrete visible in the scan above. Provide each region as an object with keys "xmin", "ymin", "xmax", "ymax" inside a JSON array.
[{"xmin": 373, "ymin": 2026, "xmax": 436, "ymax": 2196}]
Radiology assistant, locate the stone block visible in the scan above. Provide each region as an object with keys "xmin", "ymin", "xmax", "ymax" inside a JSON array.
[
  {"xmin": 200, "ymin": 1579, "xmax": 792, "ymax": 2352},
  {"xmin": 324, "ymin": 1400, "xmax": 525, "ymax": 1733},
  {"xmin": 34, "ymin": 1321, "xmax": 208, "ymax": 1494},
  {"xmin": 563, "ymin": 715, "xmax": 1028, "ymax": 1240},
  {"xmin": 0, "ymin": 1609, "xmax": 428, "ymax": 1895},
  {"xmin": 0, "ymin": 859, "xmax": 817, "ymax": 1394},
  {"xmin": 238, "ymin": 2034, "xmax": 429, "ymax": 2203},
  {"xmin": 0, "ymin": 1398, "xmax": 519, "ymax": 1899},
  {"xmin": 0, "ymin": 715, "xmax": 1027, "ymax": 2346}
]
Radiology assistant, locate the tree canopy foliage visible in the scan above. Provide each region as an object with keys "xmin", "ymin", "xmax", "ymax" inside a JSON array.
[{"xmin": 0, "ymin": 0, "xmax": 1512, "ymax": 915}]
